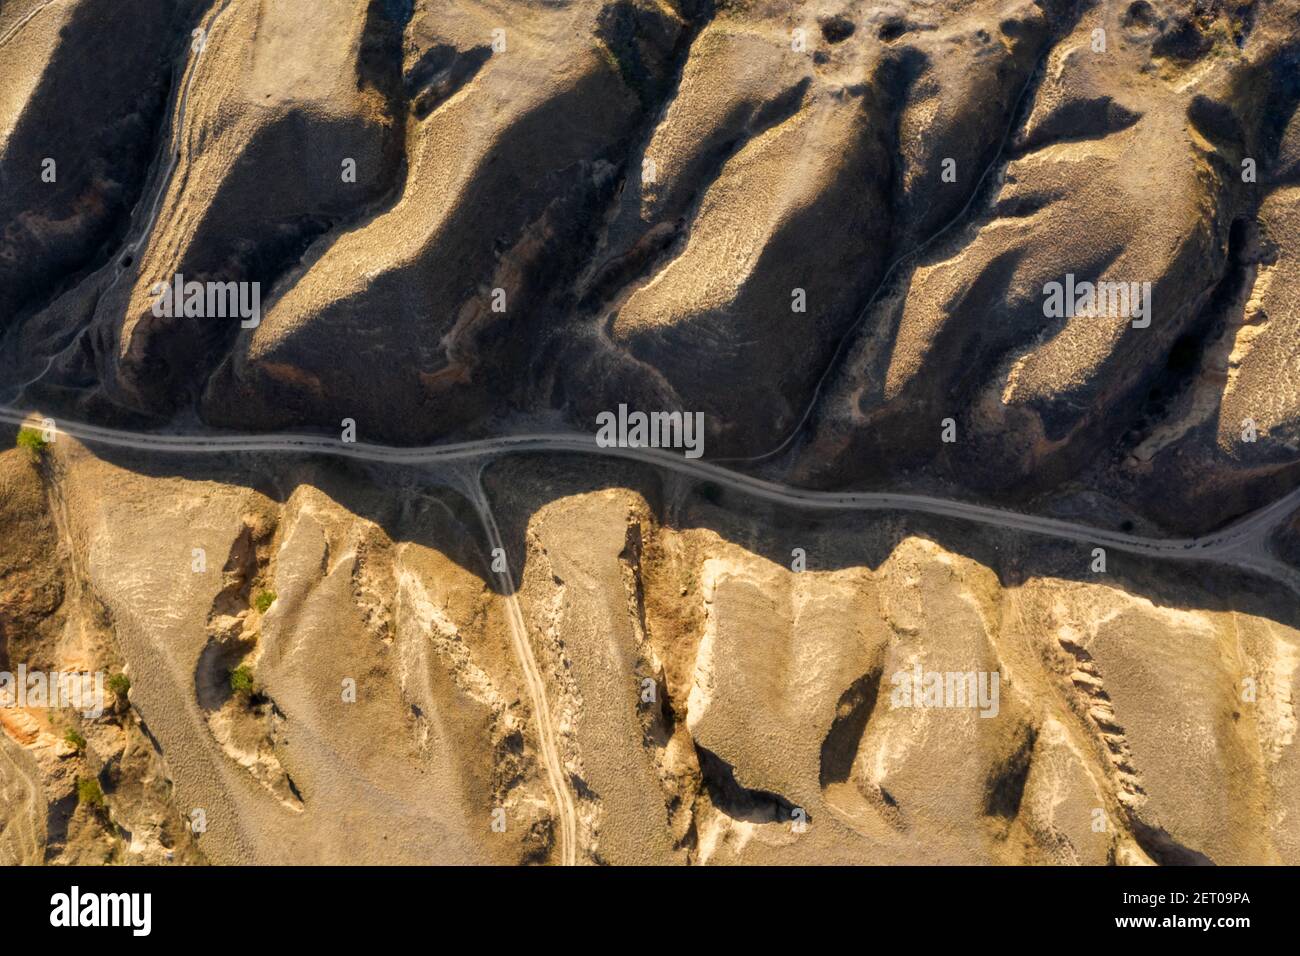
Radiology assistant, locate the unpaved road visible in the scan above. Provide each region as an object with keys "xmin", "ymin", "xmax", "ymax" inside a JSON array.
[
  {"xmin": 4, "ymin": 402, "xmax": 1299, "ymax": 868},
  {"xmin": 4, "ymin": 0, "xmax": 238, "ymax": 403},
  {"xmin": 464, "ymin": 476, "xmax": 578, "ymax": 867},
  {"xmin": 0, "ymin": 0, "xmax": 61, "ymax": 51},
  {"xmin": 0, "ymin": 737, "xmax": 45, "ymax": 865},
  {"xmin": 3, "ymin": 405, "xmax": 1298, "ymax": 567}
]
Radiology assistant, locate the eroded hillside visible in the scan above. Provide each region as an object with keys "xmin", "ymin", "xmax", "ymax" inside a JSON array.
[
  {"xmin": 2, "ymin": 434, "xmax": 1296, "ymax": 864},
  {"xmin": 3, "ymin": 0, "xmax": 1300, "ymax": 867},
  {"xmin": 1, "ymin": 0, "xmax": 1298, "ymax": 532}
]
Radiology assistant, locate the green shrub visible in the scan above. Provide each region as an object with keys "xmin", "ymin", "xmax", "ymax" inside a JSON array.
[
  {"xmin": 229, "ymin": 664, "xmax": 255, "ymax": 696},
  {"xmin": 77, "ymin": 777, "xmax": 104, "ymax": 807},
  {"xmin": 64, "ymin": 727, "xmax": 86, "ymax": 752},
  {"xmin": 107, "ymin": 673, "xmax": 130, "ymax": 698},
  {"xmin": 16, "ymin": 427, "xmax": 47, "ymax": 456},
  {"xmin": 253, "ymin": 590, "xmax": 276, "ymax": 613}
]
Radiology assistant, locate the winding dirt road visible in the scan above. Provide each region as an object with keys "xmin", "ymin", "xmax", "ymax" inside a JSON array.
[{"xmin": 4, "ymin": 402, "xmax": 1299, "ymax": 867}]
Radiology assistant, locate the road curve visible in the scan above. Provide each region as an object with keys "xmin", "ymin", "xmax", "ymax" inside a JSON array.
[
  {"xmin": 5, "ymin": 0, "xmax": 238, "ymax": 405},
  {"xmin": 4, "ymin": 404, "xmax": 1299, "ymax": 565},
  {"xmin": 114, "ymin": 0, "xmax": 237, "ymax": 282}
]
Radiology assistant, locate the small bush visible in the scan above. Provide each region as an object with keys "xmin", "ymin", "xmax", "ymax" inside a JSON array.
[
  {"xmin": 229, "ymin": 664, "xmax": 255, "ymax": 696},
  {"xmin": 107, "ymin": 673, "xmax": 130, "ymax": 698},
  {"xmin": 77, "ymin": 777, "xmax": 104, "ymax": 807},
  {"xmin": 16, "ymin": 427, "xmax": 47, "ymax": 456},
  {"xmin": 64, "ymin": 727, "xmax": 86, "ymax": 753},
  {"xmin": 253, "ymin": 590, "xmax": 276, "ymax": 613}
]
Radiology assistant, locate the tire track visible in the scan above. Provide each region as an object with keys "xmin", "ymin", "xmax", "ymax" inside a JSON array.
[{"xmin": 463, "ymin": 473, "xmax": 578, "ymax": 867}]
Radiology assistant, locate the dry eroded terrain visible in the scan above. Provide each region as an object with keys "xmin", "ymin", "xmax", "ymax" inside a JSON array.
[
  {"xmin": 3, "ymin": 0, "xmax": 1300, "ymax": 865},
  {"xmin": 2, "ymin": 438, "xmax": 1297, "ymax": 864}
]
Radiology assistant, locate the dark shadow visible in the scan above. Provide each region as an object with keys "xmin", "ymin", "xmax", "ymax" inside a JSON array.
[{"xmin": 695, "ymin": 745, "xmax": 803, "ymax": 825}]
